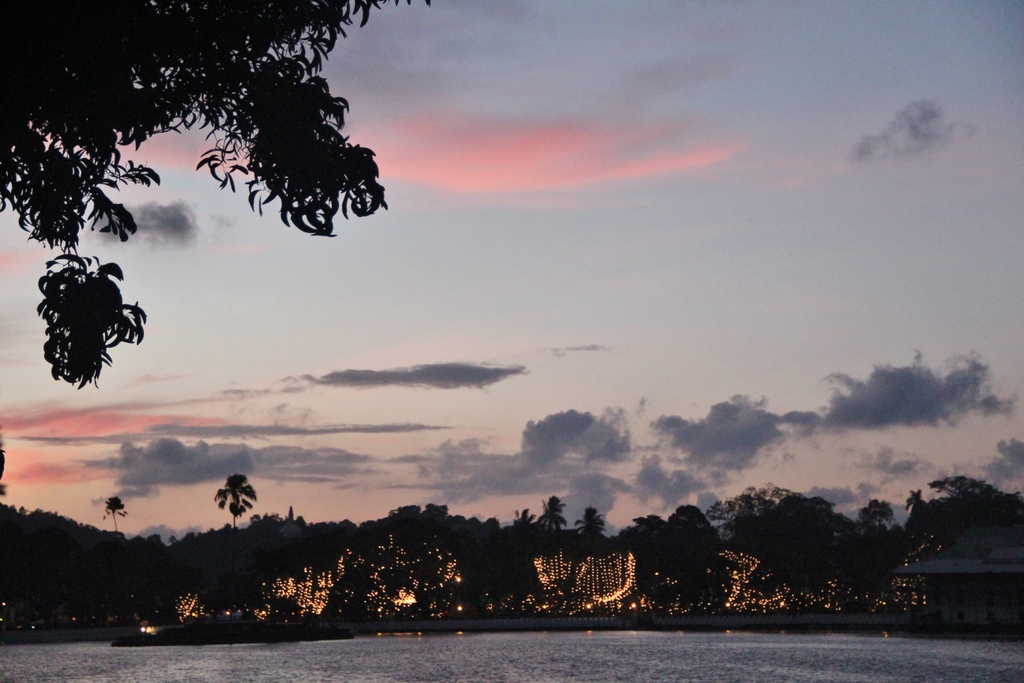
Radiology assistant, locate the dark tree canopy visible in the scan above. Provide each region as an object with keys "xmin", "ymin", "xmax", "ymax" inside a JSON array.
[
  {"xmin": 1, "ymin": 0, "xmax": 424, "ymax": 387},
  {"xmin": 905, "ymin": 476, "xmax": 1024, "ymax": 554}
]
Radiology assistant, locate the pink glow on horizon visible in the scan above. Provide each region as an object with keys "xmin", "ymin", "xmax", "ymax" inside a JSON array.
[
  {"xmin": 0, "ymin": 251, "xmax": 45, "ymax": 276},
  {"xmin": 2, "ymin": 404, "xmax": 223, "ymax": 440},
  {"xmin": 370, "ymin": 116, "xmax": 743, "ymax": 194},
  {"xmin": 7, "ymin": 460, "xmax": 109, "ymax": 485}
]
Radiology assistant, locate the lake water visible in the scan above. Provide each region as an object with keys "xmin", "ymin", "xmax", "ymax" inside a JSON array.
[{"xmin": 1, "ymin": 631, "xmax": 1022, "ymax": 683}]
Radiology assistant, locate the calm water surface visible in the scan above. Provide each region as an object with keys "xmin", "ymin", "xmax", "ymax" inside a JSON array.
[{"xmin": 1, "ymin": 631, "xmax": 1022, "ymax": 683}]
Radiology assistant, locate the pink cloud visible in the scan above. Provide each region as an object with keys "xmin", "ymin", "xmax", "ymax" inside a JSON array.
[
  {"xmin": 8, "ymin": 460, "xmax": 108, "ymax": 485},
  {"xmin": 367, "ymin": 115, "xmax": 743, "ymax": 194},
  {"xmin": 2, "ymin": 403, "xmax": 221, "ymax": 440},
  {"xmin": 114, "ymin": 115, "xmax": 742, "ymax": 196}
]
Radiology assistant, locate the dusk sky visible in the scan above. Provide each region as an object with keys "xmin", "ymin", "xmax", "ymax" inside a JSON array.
[{"xmin": 1, "ymin": 0, "xmax": 1022, "ymax": 540}]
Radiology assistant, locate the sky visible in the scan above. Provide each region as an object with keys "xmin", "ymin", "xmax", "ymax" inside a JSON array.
[{"xmin": 1, "ymin": 0, "xmax": 1023, "ymax": 539}]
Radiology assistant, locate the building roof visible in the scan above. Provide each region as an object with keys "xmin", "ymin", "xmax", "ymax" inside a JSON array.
[{"xmin": 894, "ymin": 525, "xmax": 1024, "ymax": 576}]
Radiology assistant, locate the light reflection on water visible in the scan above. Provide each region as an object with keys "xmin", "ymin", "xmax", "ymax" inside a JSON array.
[{"xmin": 1, "ymin": 631, "xmax": 1022, "ymax": 683}]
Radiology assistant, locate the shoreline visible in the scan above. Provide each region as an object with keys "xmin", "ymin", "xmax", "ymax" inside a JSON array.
[{"xmin": 4, "ymin": 614, "xmax": 1020, "ymax": 645}]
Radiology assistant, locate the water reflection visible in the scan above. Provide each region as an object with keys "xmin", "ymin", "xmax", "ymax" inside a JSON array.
[{"xmin": 2, "ymin": 631, "xmax": 1022, "ymax": 683}]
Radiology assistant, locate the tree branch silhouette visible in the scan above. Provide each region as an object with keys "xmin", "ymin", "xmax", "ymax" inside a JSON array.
[{"xmin": 1, "ymin": 0, "xmax": 426, "ymax": 386}]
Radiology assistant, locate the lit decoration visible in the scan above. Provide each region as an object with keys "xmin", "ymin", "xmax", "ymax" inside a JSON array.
[
  {"xmin": 260, "ymin": 534, "xmax": 462, "ymax": 621},
  {"xmin": 267, "ymin": 567, "xmax": 335, "ymax": 616},
  {"xmin": 175, "ymin": 593, "xmax": 203, "ymax": 622},
  {"xmin": 883, "ymin": 575, "xmax": 927, "ymax": 609},
  {"xmin": 715, "ymin": 551, "xmax": 883, "ymax": 614},
  {"xmin": 393, "ymin": 588, "xmax": 417, "ymax": 607},
  {"xmin": 719, "ymin": 551, "xmax": 793, "ymax": 613},
  {"xmin": 336, "ymin": 536, "xmax": 461, "ymax": 619},
  {"xmin": 534, "ymin": 551, "xmax": 636, "ymax": 613}
]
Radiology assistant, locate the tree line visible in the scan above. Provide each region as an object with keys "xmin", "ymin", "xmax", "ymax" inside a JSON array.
[{"xmin": 1, "ymin": 475, "xmax": 1022, "ymax": 629}]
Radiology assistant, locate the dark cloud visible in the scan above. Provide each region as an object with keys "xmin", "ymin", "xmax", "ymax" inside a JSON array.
[
  {"xmin": 303, "ymin": 362, "xmax": 527, "ymax": 389},
  {"xmin": 804, "ymin": 484, "xmax": 879, "ymax": 515},
  {"xmin": 985, "ymin": 438, "xmax": 1024, "ymax": 484},
  {"xmin": 23, "ymin": 422, "xmax": 446, "ymax": 445},
  {"xmin": 521, "ymin": 409, "xmax": 631, "ymax": 466},
  {"xmin": 859, "ymin": 447, "xmax": 925, "ymax": 480},
  {"xmin": 83, "ymin": 438, "xmax": 374, "ymax": 497},
  {"xmin": 634, "ymin": 455, "xmax": 706, "ymax": 510},
  {"xmin": 652, "ymin": 397, "xmax": 812, "ymax": 473},
  {"xmin": 804, "ymin": 486, "xmax": 858, "ymax": 506},
  {"xmin": 650, "ymin": 354, "xmax": 1010, "ymax": 478},
  {"xmin": 822, "ymin": 354, "xmax": 1013, "ymax": 430},
  {"xmin": 549, "ymin": 344, "xmax": 610, "ymax": 357},
  {"xmin": 413, "ymin": 409, "xmax": 633, "ymax": 503},
  {"xmin": 85, "ymin": 439, "xmax": 255, "ymax": 498},
  {"xmin": 566, "ymin": 473, "xmax": 631, "ymax": 521},
  {"xmin": 129, "ymin": 201, "xmax": 198, "ymax": 245},
  {"xmin": 853, "ymin": 101, "xmax": 959, "ymax": 161},
  {"xmin": 253, "ymin": 445, "xmax": 374, "ymax": 484}
]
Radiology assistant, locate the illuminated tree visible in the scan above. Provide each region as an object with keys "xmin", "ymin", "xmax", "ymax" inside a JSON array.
[
  {"xmin": 709, "ymin": 485, "xmax": 855, "ymax": 607},
  {"xmin": 1, "ymin": 0, "xmax": 425, "ymax": 386},
  {"xmin": 215, "ymin": 474, "xmax": 257, "ymax": 528},
  {"xmin": 103, "ymin": 496, "xmax": 127, "ymax": 532}
]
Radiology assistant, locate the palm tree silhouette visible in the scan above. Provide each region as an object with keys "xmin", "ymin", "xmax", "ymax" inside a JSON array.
[
  {"xmin": 215, "ymin": 473, "xmax": 257, "ymax": 528},
  {"xmin": 538, "ymin": 496, "xmax": 567, "ymax": 533},
  {"xmin": 575, "ymin": 506, "xmax": 605, "ymax": 543},
  {"xmin": 104, "ymin": 496, "xmax": 127, "ymax": 532},
  {"xmin": 513, "ymin": 509, "xmax": 536, "ymax": 529}
]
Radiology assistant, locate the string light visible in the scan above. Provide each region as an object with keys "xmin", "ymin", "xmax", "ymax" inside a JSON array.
[
  {"xmin": 175, "ymin": 593, "xmax": 203, "ymax": 622},
  {"xmin": 267, "ymin": 566, "xmax": 335, "ymax": 616},
  {"xmin": 534, "ymin": 551, "xmax": 636, "ymax": 613},
  {"xmin": 261, "ymin": 535, "xmax": 462, "ymax": 620}
]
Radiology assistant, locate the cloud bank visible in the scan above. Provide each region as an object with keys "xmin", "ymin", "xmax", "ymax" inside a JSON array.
[
  {"xmin": 986, "ymin": 438, "xmax": 1024, "ymax": 484},
  {"xmin": 22, "ymin": 421, "xmax": 447, "ymax": 445},
  {"xmin": 303, "ymin": 362, "xmax": 527, "ymax": 389},
  {"xmin": 653, "ymin": 354, "xmax": 1012, "ymax": 477},
  {"xmin": 634, "ymin": 455, "xmax": 706, "ymax": 510},
  {"xmin": 412, "ymin": 409, "xmax": 633, "ymax": 511},
  {"xmin": 84, "ymin": 438, "xmax": 374, "ymax": 498}
]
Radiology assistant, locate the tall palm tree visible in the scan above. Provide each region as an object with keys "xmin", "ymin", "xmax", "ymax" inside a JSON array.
[
  {"xmin": 513, "ymin": 508, "xmax": 536, "ymax": 529},
  {"xmin": 215, "ymin": 473, "xmax": 257, "ymax": 528},
  {"xmin": 104, "ymin": 496, "xmax": 127, "ymax": 532},
  {"xmin": 538, "ymin": 495, "xmax": 566, "ymax": 533},
  {"xmin": 575, "ymin": 506, "xmax": 605, "ymax": 543}
]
